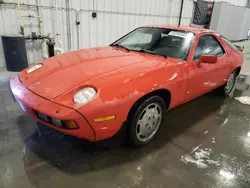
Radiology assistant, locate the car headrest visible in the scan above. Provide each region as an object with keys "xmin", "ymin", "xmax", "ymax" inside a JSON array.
[
  {"xmin": 198, "ymin": 39, "xmax": 206, "ymax": 49},
  {"xmin": 158, "ymin": 36, "xmax": 173, "ymax": 47}
]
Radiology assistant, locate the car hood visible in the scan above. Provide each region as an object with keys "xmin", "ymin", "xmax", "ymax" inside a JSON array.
[{"xmin": 19, "ymin": 47, "xmax": 148, "ymax": 100}]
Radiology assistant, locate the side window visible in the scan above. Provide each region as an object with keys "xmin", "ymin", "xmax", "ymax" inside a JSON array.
[{"xmin": 193, "ymin": 35, "xmax": 225, "ymax": 61}]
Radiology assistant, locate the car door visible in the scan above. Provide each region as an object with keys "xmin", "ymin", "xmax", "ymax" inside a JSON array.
[
  {"xmin": 185, "ymin": 34, "xmax": 229, "ymax": 101},
  {"xmin": 214, "ymin": 36, "xmax": 232, "ymax": 82},
  {"xmin": 204, "ymin": 35, "xmax": 231, "ymax": 85}
]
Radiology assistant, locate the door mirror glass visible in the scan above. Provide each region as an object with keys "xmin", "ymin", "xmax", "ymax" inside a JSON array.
[{"xmin": 199, "ymin": 54, "xmax": 218, "ymax": 64}]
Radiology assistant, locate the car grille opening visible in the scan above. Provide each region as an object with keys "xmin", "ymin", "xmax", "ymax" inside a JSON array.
[
  {"xmin": 36, "ymin": 111, "xmax": 62, "ymax": 128},
  {"xmin": 36, "ymin": 111, "xmax": 78, "ymax": 129}
]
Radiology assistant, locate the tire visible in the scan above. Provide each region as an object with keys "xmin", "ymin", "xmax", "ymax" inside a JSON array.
[
  {"xmin": 127, "ymin": 96, "xmax": 165, "ymax": 147},
  {"xmin": 216, "ymin": 70, "xmax": 237, "ymax": 96}
]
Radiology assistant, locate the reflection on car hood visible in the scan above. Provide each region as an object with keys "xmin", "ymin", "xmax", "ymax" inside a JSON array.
[{"xmin": 19, "ymin": 47, "xmax": 147, "ymax": 100}]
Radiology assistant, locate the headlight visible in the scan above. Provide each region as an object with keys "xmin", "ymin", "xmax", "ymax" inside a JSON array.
[
  {"xmin": 27, "ymin": 64, "xmax": 43, "ymax": 73},
  {"xmin": 73, "ymin": 87, "xmax": 97, "ymax": 104}
]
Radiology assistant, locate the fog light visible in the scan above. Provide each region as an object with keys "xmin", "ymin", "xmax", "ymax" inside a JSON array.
[
  {"xmin": 62, "ymin": 120, "xmax": 78, "ymax": 129},
  {"xmin": 37, "ymin": 112, "xmax": 50, "ymax": 122},
  {"xmin": 51, "ymin": 118, "xmax": 62, "ymax": 127}
]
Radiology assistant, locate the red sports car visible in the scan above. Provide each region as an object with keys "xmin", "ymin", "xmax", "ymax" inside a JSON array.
[{"xmin": 10, "ymin": 26, "xmax": 243, "ymax": 146}]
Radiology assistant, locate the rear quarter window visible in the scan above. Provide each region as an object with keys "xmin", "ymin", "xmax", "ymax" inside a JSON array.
[{"xmin": 222, "ymin": 37, "xmax": 240, "ymax": 51}]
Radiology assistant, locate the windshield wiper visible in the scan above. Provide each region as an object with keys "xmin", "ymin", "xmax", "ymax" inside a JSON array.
[
  {"xmin": 110, "ymin": 44, "xmax": 130, "ymax": 51},
  {"xmin": 139, "ymin": 49, "xmax": 167, "ymax": 58}
]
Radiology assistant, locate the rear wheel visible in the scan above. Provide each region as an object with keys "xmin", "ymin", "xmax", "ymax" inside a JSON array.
[
  {"xmin": 217, "ymin": 71, "xmax": 237, "ymax": 96},
  {"xmin": 127, "ymin": 96, "xmax": 165, "ymax": 147}
]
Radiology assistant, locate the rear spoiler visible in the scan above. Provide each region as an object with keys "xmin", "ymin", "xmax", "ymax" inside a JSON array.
[
  {"xmin": 231, "ymin": 39, "xmax": 249, "ymax": 52},
  {"xmin": 235, "ymin": 45, "xmax": 244, "ymax": 51}
]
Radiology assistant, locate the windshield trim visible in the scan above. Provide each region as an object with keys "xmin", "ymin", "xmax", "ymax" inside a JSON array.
[
  {"xmin": 130, "ymin": 48, "xmax": 168, "ymax": 58},
  {"xmin": 183, "ymin": 34, "xmax": 196, "ymax": 60}
]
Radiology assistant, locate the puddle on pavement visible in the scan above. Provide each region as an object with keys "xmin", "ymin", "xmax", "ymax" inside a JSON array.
[{"xmin": 179, "ymin": 75, "xmax": 250, "ymax": 187}]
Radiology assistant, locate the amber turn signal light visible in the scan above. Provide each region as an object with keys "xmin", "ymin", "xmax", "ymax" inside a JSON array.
[
  {"xmin": 62, "ymin": 120, "xmax": 79, "ymax": 129},
  {"xmin": 94, "ymin": 115, "xmax": 116, "ymax": 123}
]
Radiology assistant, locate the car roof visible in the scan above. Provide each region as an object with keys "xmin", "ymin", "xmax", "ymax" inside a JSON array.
[{"xmin": 145, "ymin": 25, "xmax": 215, "ymax": 34}]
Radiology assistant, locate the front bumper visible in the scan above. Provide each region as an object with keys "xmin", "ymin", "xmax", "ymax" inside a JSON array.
[{"xmin": 10, "ymin": 76, "xmax": 95, "ymax": 141}]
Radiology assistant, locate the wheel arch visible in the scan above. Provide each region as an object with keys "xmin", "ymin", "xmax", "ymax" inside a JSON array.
[
  {"xmin": 127, "ymin": 89, "xmax": 171, "ymax": 120},
  {"xmin": 235, "ymin": 66, "xmax": 241, "ymax": 76}
]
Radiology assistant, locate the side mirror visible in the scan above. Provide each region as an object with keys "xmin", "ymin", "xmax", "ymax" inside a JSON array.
[{"xmin": 198, "ymin": 54, "xmax": 218, "ymax": 67}]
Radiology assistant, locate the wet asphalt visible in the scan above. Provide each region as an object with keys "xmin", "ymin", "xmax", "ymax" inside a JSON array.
[{"xmin": 1, "ymin": 74, "xmax": 250, "ymax": 188}]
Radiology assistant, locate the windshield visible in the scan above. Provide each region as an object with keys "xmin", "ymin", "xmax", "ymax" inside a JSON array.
[{"xmin": 111, "ymin": 27, "xmax": 195, "ymax": 60}]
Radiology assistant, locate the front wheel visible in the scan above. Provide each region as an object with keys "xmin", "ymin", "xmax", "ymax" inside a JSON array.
[
  {"xmin": 127, "ymin": 96, "xmax": 165, "ymax": 147},
  {"xmin": 216, "ymin": 71, "xmax": 237, "ymax": 96}
]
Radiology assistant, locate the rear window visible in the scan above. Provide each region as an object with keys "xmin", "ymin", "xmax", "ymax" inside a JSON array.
[{"xmin": 222, "ymin": 37, "xmax": 240, "ymax": 51}]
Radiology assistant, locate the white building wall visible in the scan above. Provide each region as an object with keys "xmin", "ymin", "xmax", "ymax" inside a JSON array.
[
  {"xmin": 214, "ymin": 0, "xmax": 247, "ymax": 6},
  {"xmin": 0, "ymin": 0, "xmax": 195, "ymax": 68},
  {"xmin": 210, "ymin": 2, "xmax": 250, "ymax": 40},
  {"xmin": 0, "ymin": 0, "xmax": 248, "ymax": 68}
]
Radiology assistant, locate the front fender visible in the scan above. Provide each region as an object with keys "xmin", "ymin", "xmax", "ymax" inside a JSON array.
[{"xmin": 73, "ymin": 60, "xmax": 187, "ymax": 140}]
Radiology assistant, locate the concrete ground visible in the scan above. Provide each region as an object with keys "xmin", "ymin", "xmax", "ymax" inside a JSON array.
[
  {"xmin": 1, "ymin": 43, "xmax": 250, "ymax": 188},
  {"xmin": 0, "ymin": 74, "xmax": 250, "ymax": 188}
]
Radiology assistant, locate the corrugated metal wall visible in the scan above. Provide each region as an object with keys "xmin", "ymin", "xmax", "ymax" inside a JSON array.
[
  {"xmin": 78, "ymin": 0, "xmax": 194, "ymax": 49},
  {"xmin": 0, "ymin": 0, "xmax": 194, "ymax": 68}
]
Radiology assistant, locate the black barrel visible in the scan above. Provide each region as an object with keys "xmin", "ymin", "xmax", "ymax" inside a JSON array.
[{"xmin": 1, "ymin": 36, "xmax": 28, "ymax": 72}]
